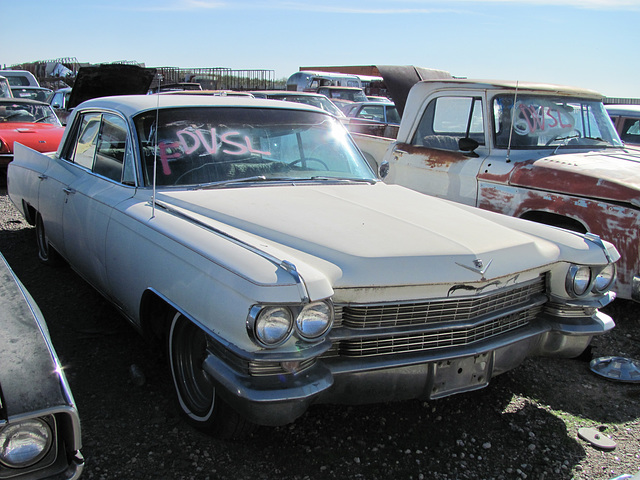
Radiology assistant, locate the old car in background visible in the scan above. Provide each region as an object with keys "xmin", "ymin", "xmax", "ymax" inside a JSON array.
[
  {"xmin": 51, "ymin": 64, "xmax": 156, "ymax": 126},
  {"xmin": 0, "ymin": 252, "xmax": 83, "ymax": 479},
  {"xmin": 49, "ymin": 87, "xmax": 72, "ymax": 124},
  {"xmin": 11, "ymin": 86, "xmax": 53, "ymax": 102},
  {"xmin": 316, "ymin": 86, "xmax": 368, "ymax": 112},
  {"xmin": 353, "ymin": 69, "xmax": 640, "ymax": 303},
  {"xmin": 343, "ymin": 100, "xmax": 402, "ymax": 139},
  {"xmin": 164, "ymin": 89, "xmax": 255, "ymax": 98},
  {"xmin": 0, "ymin": 98, "xmax": 65, "ymax": 166},
  {"xmin": 286, "ymin": 70, "xmax": 362, "ymax": 91},
  {"xmin": 0, "ymin": 70, "xmax": 40, "ymax": 88},
  {"xmin": 607, "ymin": 104, "xmax": 640, "ymax": 146},
  {"xmin": 250, "ymin": 90, "xmax": 346, "ymax": 117},
  {"xmin": 8, "ymin": 94, "xmax": 618, "ymax": 439}
]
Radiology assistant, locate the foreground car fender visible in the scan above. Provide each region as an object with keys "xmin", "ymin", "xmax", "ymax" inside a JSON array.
[{"xmin": 0, "ymin": 253, "xmax": 83, "ymax": 479}]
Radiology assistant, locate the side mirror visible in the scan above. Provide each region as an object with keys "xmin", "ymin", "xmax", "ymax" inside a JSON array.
[
  {"xmin": 459, "ymin": 137, "xmax": 479, "ymax": 157},
  {"xmin": 379, "ymin": 160, "xmax": 389, "ymax": 179}
]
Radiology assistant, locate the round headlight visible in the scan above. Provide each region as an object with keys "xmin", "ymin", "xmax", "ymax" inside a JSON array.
[
  {"xmin": 594, "ymin": 263, "xmax": 616, "ymax": 292},
  {"xmin": 567, "ymin": 265, "xmax": 592, "ymax": 297},
  {"xmin": 0, "ymin": 419, "xmax": 53, "ymax": 468},
  {"xmin": 295, "ymin": 301, "xmax": 333, "ymax": 340},
  {"xmin": 255, "ymin": 306, "xmax": 293, "ymax": 346}
]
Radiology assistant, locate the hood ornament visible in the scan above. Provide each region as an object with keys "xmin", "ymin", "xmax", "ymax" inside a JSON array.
[{"xmin": 456, "ymin": 258, "xmax": 493, "ymax": 276}]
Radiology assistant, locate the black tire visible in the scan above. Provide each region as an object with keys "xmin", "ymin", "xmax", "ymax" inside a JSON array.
[
  {"xmin": 167, "ymin": 311, "xmax": 255, "ymax": 439},
  {"xmin": 35, "ymin": 213, "xmax": 62, "ymax": 265}
]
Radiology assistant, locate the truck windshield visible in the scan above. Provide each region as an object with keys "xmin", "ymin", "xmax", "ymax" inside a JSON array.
[
  {"xmin": 134, "ymin": 107, "xmax": 376, "ymax": 187},
  {"xmin": 493, "ymin": 94, "xmax": 623, "ymax": 149}
]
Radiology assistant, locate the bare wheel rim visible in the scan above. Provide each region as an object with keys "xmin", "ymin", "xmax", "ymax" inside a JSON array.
[
  {"xmin": 36, "ymin": 215, "xmax": 50, "ymax": 261},
  {"xmin": 169, "ymin": 314, "xmax": 215, "ymax": 420}
]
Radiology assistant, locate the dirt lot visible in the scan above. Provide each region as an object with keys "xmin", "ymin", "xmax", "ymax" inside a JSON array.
[{"xmin": 0, "ymin": 180, "xmax": 639, "ymax": 480}]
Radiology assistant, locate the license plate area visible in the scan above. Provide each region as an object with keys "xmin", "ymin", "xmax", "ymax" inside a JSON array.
[{"xmin": 430, "ymin": 352, "xmax": 493, "ymax": 399}]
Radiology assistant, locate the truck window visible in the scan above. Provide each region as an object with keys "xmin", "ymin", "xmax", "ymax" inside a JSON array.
[
  {"xmin": 492, "ymin": 94, "xmax": 622, "ymax": 148},
  {"xmin": 412, "ymin": 96, "xmax": 485, "ymax": 150}
]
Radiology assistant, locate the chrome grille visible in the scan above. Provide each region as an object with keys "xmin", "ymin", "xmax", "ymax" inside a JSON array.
[
  {"xmin": 327, "ymin": 275, "xmax": 547, "ymax": 358},
  {"xmin": 338, "ymin": 277, "xmax": 545, "ymax": 329},
  {"xmin": 336, "ymin": 306, "xmax": 542, "ymax": 357}
]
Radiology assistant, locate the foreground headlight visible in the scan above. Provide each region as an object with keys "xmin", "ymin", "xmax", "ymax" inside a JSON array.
[
  {"xmin": 594, "ymin": 263, "xmax": 616, "ymax": 293},
  {"xmin": 0, "ymin": 418, "xmax": 53, "ymax": 468},
  {"xmin": 254, "ymin": 306, "xmax": 293, "ymax": 346},
  {"xmin": 566, "ymin": 265, "xmax": 592, "ymax": 297},
  {"xmin": 295, "ymin": 301, "xmax": 333, "ymax": 340}
]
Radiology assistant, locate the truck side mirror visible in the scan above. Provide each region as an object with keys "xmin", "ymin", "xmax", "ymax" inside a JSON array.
[
  {"xmin": 458, "ymin": 137, "xmax": 479, "ymax": 157},
  {"xmin": 379, "ymin": 160, "xmax": 389, "ymax": 179}
]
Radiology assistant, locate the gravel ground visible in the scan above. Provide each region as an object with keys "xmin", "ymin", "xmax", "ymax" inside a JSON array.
[{"xmin": 1, "ymin": 174, "xmax": 639, "ymax": 480}]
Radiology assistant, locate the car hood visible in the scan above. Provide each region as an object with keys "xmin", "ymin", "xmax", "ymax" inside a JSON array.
[
  {"xmin": 0, "ymin": 122, "xmax": 65, "ymax": 153},
  {"xmin": 509, "ymin": 148, "xmax": 640, "ymax": 207},
  {"xmin": 67, "ymin": 64, "xmax": 156, "ymax": 109},
  {"xmin": 155, "ymin": 183, "xmax": 587, "ymax": 292}
]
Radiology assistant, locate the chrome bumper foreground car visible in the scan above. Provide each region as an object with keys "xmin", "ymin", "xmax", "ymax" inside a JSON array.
[{"xmin": 0, "ymin": 253, "xmax": 83, "ymax": 479}]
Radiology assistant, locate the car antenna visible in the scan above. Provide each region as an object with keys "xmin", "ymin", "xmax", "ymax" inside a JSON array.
[
  {"xmin": 151, "ymin": 74, "xmax": 163, "ymax": 218},
  {"xmin": 506, "ymin": 81, "xmax": 519, "ymax": 163}
]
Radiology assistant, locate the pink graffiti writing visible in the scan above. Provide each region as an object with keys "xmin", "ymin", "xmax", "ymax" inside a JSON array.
[
  {"xmin": 157, "ymin": 129, "xmax": 271, "ymax": 175},
  {"xmin": 177, "ymin": 128, "xmax": 271, "ymax": 157},
  {"xmin": 516, "ymin": 103, "xmax": 573, "ymax": 134}
]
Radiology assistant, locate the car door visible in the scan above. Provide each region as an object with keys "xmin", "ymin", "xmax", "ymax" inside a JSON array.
[
  {"xmin": 57, "ymin": 111, "xmax": 136, "ymax": 296},
  {"xmin": 386, "ymin": 94, "xmax": 489, "ymax": 206}
]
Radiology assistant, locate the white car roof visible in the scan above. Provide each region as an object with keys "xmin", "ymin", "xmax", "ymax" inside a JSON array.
[{"xmin": 75, "ymin": 94, "xmax": 326, "ymax": 118}]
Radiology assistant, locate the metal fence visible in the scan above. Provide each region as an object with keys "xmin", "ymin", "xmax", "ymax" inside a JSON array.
[{"xmin": 8, "ymin": 59, "xmax": 277, "ymax": 92}]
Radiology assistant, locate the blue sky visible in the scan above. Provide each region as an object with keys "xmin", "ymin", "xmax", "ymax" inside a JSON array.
[{"xmin": 1, "ymin": 0, "xmax": 638, "ymax": 98}]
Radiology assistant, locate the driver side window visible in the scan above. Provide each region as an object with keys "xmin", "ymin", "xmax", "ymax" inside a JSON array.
[{"xmin": 412, "ymin": 97, "xmax": 485, "ymax": 150}]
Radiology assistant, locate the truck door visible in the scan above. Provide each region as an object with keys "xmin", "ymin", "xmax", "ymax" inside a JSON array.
[{"xmin": 385, "ymin": 94, "xmax": 489, "ymax": 206}]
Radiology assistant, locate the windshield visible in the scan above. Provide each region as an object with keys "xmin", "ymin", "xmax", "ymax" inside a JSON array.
[
  {"xmin": 0, "ymin": 101, "xmax": 61, "ymax": 125},
  {"xmin": 12, "ymin": 88, "xmax": 52, "ymax": 102},
  {"xmin": 493, "ymin": 94, "xmax": 623, "ymax": 148},
  {"xmin": 324, "ymin": 89, "xmax": 367, "ymax": 102},
  {"xmin": 134, "ymin": 107, "xmax": 376, "ymax": 187}
]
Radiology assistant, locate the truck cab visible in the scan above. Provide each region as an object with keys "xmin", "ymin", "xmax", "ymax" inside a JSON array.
[{"xmin": 354, "ymin": 77, "xmax": 640, "ymax": 302}]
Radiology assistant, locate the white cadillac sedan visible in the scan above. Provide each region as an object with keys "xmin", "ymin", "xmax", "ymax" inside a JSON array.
[{"xmin": 7, "ymin": 94, "xmax": 618, "ymax": 438}]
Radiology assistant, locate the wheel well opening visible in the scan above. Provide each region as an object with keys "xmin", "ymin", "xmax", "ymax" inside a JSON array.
[
  {"xmin": 520, "ymin": 211, "xmax": 588, "ymax": 233},
  {"xmin": 23, "ymin": 201, "xmax": 36, "ymax": 226},
  {"xmin": 140, "ymin": 291, "xmax": 175, "ymax": 344}
]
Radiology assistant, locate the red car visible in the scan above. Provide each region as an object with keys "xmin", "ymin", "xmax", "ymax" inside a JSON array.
[{"xmin": 0, "ymin": 98, "xmax": 65, "ymax": 166}]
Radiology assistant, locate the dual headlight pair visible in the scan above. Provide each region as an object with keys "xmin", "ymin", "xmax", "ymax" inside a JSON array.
[
  {"xmin": 248, "ymin": 300, "xmax": 333, "ymax": 347},
  {"xmin": 0, "ymin": 417, "xmax": 53, "ymax": 469},
  {"xmin": 566, "ymin": 263, "xmax": 616, "ymax": 297}
]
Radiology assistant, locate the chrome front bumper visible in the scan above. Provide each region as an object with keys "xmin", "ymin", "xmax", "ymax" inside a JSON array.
[{"xmin": 202, "ymin": 309, "xmax": 614, "ymax": 427}]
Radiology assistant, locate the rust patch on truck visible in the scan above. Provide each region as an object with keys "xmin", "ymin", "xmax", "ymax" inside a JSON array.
[
  {"xmin": 395, "ymin": 142, "xmax": 470, "ymax": 168},
  {"xmin": 478, "ymin": 184, "xmax": 640, "ymax": 299},
  {"xmin": 509, "ymin": 159, "xmax": 640, "ymax": 205}
]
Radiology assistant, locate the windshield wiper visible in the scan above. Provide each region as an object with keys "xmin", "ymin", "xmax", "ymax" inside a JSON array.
[{"xmin": 309, "ymin": 176, "xmax": 377, "ymax": 184}]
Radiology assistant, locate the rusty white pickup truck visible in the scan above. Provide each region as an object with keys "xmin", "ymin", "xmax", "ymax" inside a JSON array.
[{"xmin": 353, "ymin": 70, "xmax": 640, "ymax": 302}]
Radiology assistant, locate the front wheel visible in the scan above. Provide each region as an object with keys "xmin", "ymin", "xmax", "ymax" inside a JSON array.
[{"xmin": 167, "ymin": 312, "xmax": 255, "ymax": 438}]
